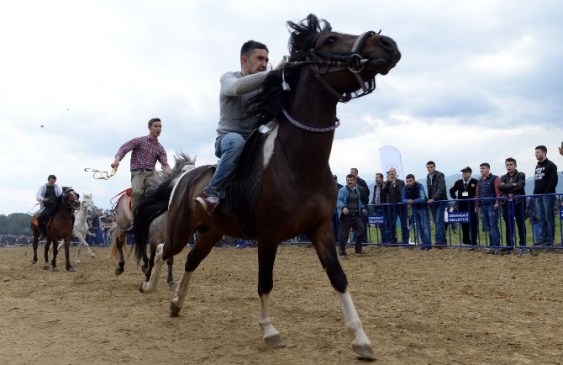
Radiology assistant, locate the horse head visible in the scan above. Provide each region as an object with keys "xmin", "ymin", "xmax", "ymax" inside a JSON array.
[
  {"xmin": 288, "ymin": 14, "xmax": 400, "ymax": 101},
  {"xmin": 246, "ymin": 14, "xmax": 400, "ymax": 126},
  {"xmin": 81, "ymin": 193, "xmax": 94, "ymax": 214},
  {"xmin": 62, "ymin": 187, "xmax": 81, "ymax": 210}
]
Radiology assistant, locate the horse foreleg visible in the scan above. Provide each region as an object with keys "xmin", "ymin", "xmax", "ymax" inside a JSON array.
[
  {"xmin": 75, "ymin": 233, "xmax": 95, "ymax": 264},
  {"xmin": 311, "ymin": 228, "xmax": 375, "ymax": 361},
  {"xmin": 50, "ymin": 239, "xmax": 58, "ymax": 272},
  {"xmin": 31, "ymin": 234, "xmax": 39, "ymax": 264},
  {"xmin": 43, "ymin": 240, "xmax": 51, "ymax": 270},
  {"xmin": 115, "ymin": 235, "xmax": 126, "ymax": 275},
  {"xmin": 166, "ymin": 257, "xmax": 177, "ymax": 291},
  {"xmin": 64, "ymin": 239, "xmax": 75, "ymax": 272},
  {"xmin": 257, "ymin": 240, "xmax": 285, "ymax": 347},
  {"xmin": 139, "ymin": 243, "xmax": 165, "ymax": 294},
  {"xmin": 170, "ymin": 230, "xmax": 220, "ymax": 317},
  {"xmin": 336, "ymin": 290, "xmax": 373, "ymax": 359}
]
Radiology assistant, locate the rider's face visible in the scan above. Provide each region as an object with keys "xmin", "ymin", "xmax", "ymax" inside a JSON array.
[
  {"xmin": 149, "ymin": 121, "xmax": 162, "ymax": 139},
  {"xmin": 47, "ymin": 178, "xmax": 56, "ymax": 186},
  {"xmin": 242, "ymin": 48, "xmax": 269, "ymax": 75}
]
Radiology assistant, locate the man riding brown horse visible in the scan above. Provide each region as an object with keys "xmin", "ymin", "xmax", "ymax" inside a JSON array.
[{"xmin": 36, "ymin": 174, "xmax": 62, "ymax": 240}]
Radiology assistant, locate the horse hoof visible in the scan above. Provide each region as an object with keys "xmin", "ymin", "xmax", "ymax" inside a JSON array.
[
  {"xmin": 264, "ymin": 334, "xmax": 286, "ymax": 348},
  {"xmin": 170, "ymin": 300, "xmax": 182, "ymax": 317},
  {"xmin": 168, "ymin": 282, "xmax": 178, "ymax": 291},
  {"xmin": 352, "ymin": 343, "xmax": 376, "ymax": 361},
  {"xmin": 31, "ymin": 259, "xmax": 37, "ymax": 264},
  {"xmin": 141, "ymin": 265, "xmax": 148, "ymax": 274},
  {"xmin": 51, "ymin": 267, "xmax": 59, "ymax": 272},
  {"xmin": 115, "ymin": 268, "xmax": 124, "ymax": 276},
  {"xmin": 43, "ymin": 264, "xmax": 50, "ymax": 270},
  {"xmin": 90, "ymin": 253, "xmax": 96, "ymax": 259},
  {"xmin": 67, "ymin": 267, "xmax": 76, "ymax": 273},
  {"xmin": 139, "ymin": 283, "xmax": 146, "ymax": 293},
  {"xmin": 76, "ymin": 260, "xmax": 82, "ymax": 266}
]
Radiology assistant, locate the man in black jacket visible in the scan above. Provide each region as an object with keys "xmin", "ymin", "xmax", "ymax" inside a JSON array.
[
  {"xmin": 533, "ymin": 145, "xmax": 558, "ymax": 245},
  {"xmin": 426, "ymin": 161, "xmax": 448, "ymax": 246},
  {"xmin": 350, "ymin": 168, "xmax": 370, "ymax": 242},
  {"xmin": 371, "ymin": 172, "xmax": 387, "ymax": 244},
  {"xmin": 350, "ymin": 168, "xmax": 369, "ymax": 205},
  {"xmin": 499, "ymin": 158, "xmax": 527, "ymax": 247},
  {"xmin": 449, "ymin": 166, "xmax": 478, "ymax": 246},
  {"xmin": 382, "ymin": 168, "xmax": 408, "ymax": 245}
]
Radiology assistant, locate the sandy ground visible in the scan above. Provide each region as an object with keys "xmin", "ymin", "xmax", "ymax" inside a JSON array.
[{"xmin": 1, "ymin": 244, "xmax": 563, "ymax": 365}]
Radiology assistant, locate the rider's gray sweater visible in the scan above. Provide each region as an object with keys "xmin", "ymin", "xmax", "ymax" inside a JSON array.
[{"xmin": 216, "ymin": 70, "xmax": 269, "ymax": 139}]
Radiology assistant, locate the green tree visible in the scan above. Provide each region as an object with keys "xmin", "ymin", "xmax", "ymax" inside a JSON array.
[{"xmin": 0, "ymin": 213, "xmax": 34, "ymax": 235}]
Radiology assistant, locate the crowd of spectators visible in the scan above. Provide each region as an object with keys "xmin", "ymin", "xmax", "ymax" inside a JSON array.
[{"xmin": 333, "ymin": 145, "xmax": 562, "ymax": 251}]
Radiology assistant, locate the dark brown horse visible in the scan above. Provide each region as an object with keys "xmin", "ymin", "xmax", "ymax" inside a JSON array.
[
  {"xmin": 134, "ymin": 14, "xmax": 400, "ymax": 360},
  {"xmin": 31, "ymin": 187, "xmax": 81, "ymax": 272}
]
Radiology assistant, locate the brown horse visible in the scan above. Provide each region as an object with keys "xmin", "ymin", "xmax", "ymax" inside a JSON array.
[
  {"xmin": 134, "ymin": 14, "xmax": 400, "ymax": 360},
  {"xmin": 110, "ymin": 154, "xmax": 196, "ymax": 289},
  {"xmin": 31, "ymin": 187, "xmax": 81, "ymax": 272}
]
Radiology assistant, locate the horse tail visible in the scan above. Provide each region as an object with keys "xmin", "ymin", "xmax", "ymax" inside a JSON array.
[{"xmin": 133, "ymin": 178, "xmax": 175, "ymax": 263}]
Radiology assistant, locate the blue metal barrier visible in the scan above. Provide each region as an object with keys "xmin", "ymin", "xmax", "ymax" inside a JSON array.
[{"xmin": 278, "ymin": 193, "xmax": 563, "ymax": 256}]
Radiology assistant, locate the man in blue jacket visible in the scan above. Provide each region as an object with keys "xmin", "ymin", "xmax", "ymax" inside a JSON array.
[
  {"xmin": 336, "ymin": 174, "xmax": 368, "ymax": 259},
  {"xmin": 403, "ymin": 174, "xmax": 431, "ymax": 249}
]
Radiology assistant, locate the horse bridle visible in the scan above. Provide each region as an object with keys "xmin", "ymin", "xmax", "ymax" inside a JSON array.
[
  {"xmin": 300, "ymin": 30, "xmax": 379, "ymax": 102},
  {"xmin": 280, "ymin": 30, "xmax": 378, "ymax": 132},
  {"xmin": 62, "ymin": 189, "xmax": 81, "ymax": 210},
  {"xmin": 81, "ymin": 198, "xmax": 93, "ymax": 214}
]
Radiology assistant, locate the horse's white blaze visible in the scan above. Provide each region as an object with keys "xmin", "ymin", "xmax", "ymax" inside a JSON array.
[
  {"xmin": 259, "ymin": 293, "xmax": 281, "ymax": 340},
  {"xmin": 262, "ymin": 122, "xmax": 279, "ymax": 170},
  {"xmin": 141, "ymin": 243, "xmax": 165, "ymax": 293},
  {"xmin": 336, "ymin": 290, "xmax": 371, "ymax": 347}
]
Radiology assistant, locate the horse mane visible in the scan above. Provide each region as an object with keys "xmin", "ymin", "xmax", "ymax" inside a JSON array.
[
  {"xmin": 287, "ymin": 14, "xmax": 332, "ymax": 61},
  {"xmin": 133, "ymin": 153, "xmax": 198, "ymax": 262},
  {"xmin": 245, "ymin": 14, "xmax": 332, "ymax": 124},
  {"xmin": 145, "ymin": 153, "xmax": 196, "ymax": 191}
]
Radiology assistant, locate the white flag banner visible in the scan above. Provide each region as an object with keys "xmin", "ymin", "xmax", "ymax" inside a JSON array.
[{"xmin": 379, "ymin": 145, "xmax": 404, "ymax": 179}]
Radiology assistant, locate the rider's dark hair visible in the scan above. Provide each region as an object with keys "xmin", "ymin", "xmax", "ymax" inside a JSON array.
[
  {"xmin": 48, "ymin": 175, "xmax": 56, "ymax": 180},
  {"xmin": 148, "ymin": 118, "xmax": 161, "ymax": 127},
  {"xmin": 241, "ymin": 40, "xmax": 268, "ymax": 58}
]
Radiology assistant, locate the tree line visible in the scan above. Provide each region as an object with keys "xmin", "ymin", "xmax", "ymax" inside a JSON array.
[{"xmin": 0, "ymin": 213, "xmax": 34, "ymax": 235}]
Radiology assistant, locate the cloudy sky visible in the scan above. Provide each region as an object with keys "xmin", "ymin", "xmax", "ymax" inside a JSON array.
[{"xmin": 1, "ymin": 0, "xmax": 562, "ymax": 215}]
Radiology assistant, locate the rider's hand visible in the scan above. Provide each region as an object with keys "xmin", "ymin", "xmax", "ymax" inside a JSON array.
[{"xmin": 274, "ymin": 57, "xmax": 288, "ymax": 71}]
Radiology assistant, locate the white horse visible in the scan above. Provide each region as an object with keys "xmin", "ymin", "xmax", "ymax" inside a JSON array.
[
  {"xmin": 111, "ymin": 153, "xmax": 196, "ymax": 291},
  {"xmin": 57, "ymin": 193, "xmax": 96, "ymax": 264}
]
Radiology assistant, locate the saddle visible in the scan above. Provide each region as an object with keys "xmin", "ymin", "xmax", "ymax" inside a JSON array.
[{"xmin": 217, "ymin": 127, "xmax": 272, "ymax": 231}]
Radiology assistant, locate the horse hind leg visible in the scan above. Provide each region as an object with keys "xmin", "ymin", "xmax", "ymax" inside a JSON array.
[
  {"xmin": 166, "ymin": 257, "xmax": 177, "ymax": 291},
  {"xmin": 75, "ymin": 235, "xmax": 95, "ymax": 265},
  {"xmin": 170, "ymin": 229, "xmax": 222, "ymax": 318},
  {"xmin": 139, "ymin": 243, "xmax": 165, "ymax": 294}
]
